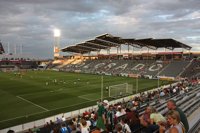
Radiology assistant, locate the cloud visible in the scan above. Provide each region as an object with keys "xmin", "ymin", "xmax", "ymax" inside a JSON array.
[{"xmin": 0, "ymin": 0, "xmax": 200, "ymax": 58}]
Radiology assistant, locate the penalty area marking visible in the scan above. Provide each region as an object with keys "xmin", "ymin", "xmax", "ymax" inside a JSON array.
[
  {"xmin": 78, "ymin": 95, "xmax": 93, "ymax": 101},
  {"xmin": 50, "ymin": 99, "xmax": 95, "ymax": 111},
  {"xmin": 16, "ymin": 96, "xmax": 49, "ymax": 111},
  {"xmin": 78, "ymin": 93, "xmax": 100, "ymax": 101}
]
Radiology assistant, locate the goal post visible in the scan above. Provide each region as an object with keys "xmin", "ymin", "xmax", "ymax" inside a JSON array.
[{"xmin": 109, "ymin": 83, "xmax": 133, "ymax": 98}]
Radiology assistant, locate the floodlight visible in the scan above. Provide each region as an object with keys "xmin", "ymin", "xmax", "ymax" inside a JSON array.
[{"xmin": 54, "ymin": 29, "xmax": 61, "ymax": 37}]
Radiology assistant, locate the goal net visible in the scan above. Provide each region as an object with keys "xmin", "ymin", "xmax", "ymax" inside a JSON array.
[{"xmin": 109, "ymin": 83, "xmax": 133, "ymax": 98}]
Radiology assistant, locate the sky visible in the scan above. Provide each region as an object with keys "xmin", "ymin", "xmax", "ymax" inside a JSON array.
[{"xmin": 0, "ymin": 0, "xmax": 200, "ymax": 59}]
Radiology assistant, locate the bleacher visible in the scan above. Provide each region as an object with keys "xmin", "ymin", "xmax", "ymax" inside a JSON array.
[
  {"xmin": 181, "ymin": 59, "xmax": 200, "ymax": 78},
  {"xmin": 46, "ymin": 60, "xmax": 63, "ymax": 69},
  {"xmin": 158, "ymin": 60, "xmax": 190, "ymax": 78},
  {"xmin": 49, "ymin": 59, "xmax": 196, "ymax": 80}
]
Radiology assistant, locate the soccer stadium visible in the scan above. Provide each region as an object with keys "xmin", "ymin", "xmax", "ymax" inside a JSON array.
[{"xmin": 0, "ymin": 33, "xmax": 200, "ymax": 133}]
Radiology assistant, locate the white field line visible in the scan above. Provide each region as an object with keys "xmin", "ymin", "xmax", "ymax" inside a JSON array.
[
  {"xmin": 18, "ymin": 87, "xmax": 68, "ymax": 97},
  {"xmin": 50, "ymin": 95, "xmax": 111, "ymax": 111},
  {"xmin": 0, "ymin": 96, "xmax": 108, "ymax": 123},
  {"xmin": 0, "ymin": 101, "xmax": 91, "ymax": 123},
  {"xmin": 50, "ymin": 100, "xmax": 94, "ymax": 111},
  {"xmin": 0, "ymin": 111, "xmax": 47, "ymax": 123},
  {"xmin": 78, "ymin": 96, "xmax": 93, "ymax": 101},
  {"xmin": 78, "ymin": 93, "xmax": 101, "ymax": 101},
  {"xmin": 16, "ymin": 96, "xmax": 49, "ymax": 111}
]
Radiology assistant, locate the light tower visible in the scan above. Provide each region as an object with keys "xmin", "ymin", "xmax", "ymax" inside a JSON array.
[{"xmin": 53, "ymin": 29, "xmax": 61, "ymax": 58}]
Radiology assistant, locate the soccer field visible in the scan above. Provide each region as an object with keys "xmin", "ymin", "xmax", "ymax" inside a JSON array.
[{"xmin": 0, "ymin": 70, "xmax": 170, "ymax": 129}]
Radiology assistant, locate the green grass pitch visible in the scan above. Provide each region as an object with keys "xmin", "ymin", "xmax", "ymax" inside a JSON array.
[{"xmin": 0, "ymin": 70, "xmax": 171, "ymax": 129}]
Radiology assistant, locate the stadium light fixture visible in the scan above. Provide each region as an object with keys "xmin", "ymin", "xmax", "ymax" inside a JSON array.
[{"xmin": 54, "ymin": 29, "xmax": 61, "ymax": 37}]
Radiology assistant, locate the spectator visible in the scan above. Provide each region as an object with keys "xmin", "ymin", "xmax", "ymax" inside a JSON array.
[
  {"xmin": 76, "ymin": 124, "xmax": 81, "ymax": 132},
  {"xmin": 159, "ymin": 110, "xmax": 185, "ymax": 133},
  {"xmin": 140, "ymin": 106, "xmax": 159, "ymax": 133},
  {"xmin": 62, "ymin": 116, "xmax": 66, "ymax": 122},
  {"xmin": 140, "ymin": 106, "xmax": 151, "ymax": 127},
  {"xmin": 107, "ymin": 105, "xmax": 115, "ymax": 130},
  {"xmin": 85, "ymin": 115, "xmax": 92, "ymax": 129},
  {"xmin": 150, "ymin": 106, "xmax": 166, "ymax": 125},
  {"xmin": 27, "ymin": 129, "xmax": 33, "ymax": 133},
  {"xmin": 126, "ymin": 107, "xmax": 140, "ymax": 133},
  {"xmin": 60, "ymin": 123, "xmax": 68, "ymax": 133},
  {"xmin": 179, "ymin": 88, "xmax": 185, "ymax": 96},
  {"xmin": 115, "ymin": 123, "xmax": 123, "ymax": 133},
  {"xmin": 116, "ymin": 106, "xmax": 126, "ymax": 117},
  {"xmin": 51, "ymin": 126, "xmax": 60, "ymax": 133},
  {"xmin": 69, "ymin": 124, "xmax": 77, "ymax": 133},
  {"xmin": 32, "ymin": 126, "xmax": 40, "ymax": 133},
  {"xmin": 120, "ymin": 117, "xmax": 131, "ymax": 133},
  {"xmin": 160, "ymin": 90, "xmax": 165, "ymax": 97},
  {"xmin": 7, "ymin": 130, "xmax": 15, "ymax": 133},
  {"xmin": 96, "ymin": 101, "xmax": 106, "ymax": 131},
  {"xmin": 56, "ymin": 117, "xmax": 62, "ymax": 124},
  {"xmin": 91, "ymin": 127, "xmax": 101, "ymax": 133},
  {"xmin": 81, "ymin": 119, "xmax": 89, "ymax": 133},
  {"xmin": 72, "ymin": 118, "xmax": 77, "ymax": 127},
  {"xmin": 167, "ymin": 100, "xmax": 189, "ymax": 132}
]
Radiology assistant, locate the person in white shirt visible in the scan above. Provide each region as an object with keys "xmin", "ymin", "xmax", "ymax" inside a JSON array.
[
  {"xmin": 116, "ymin": 106, "xmax": 126, "ymax": 118},
  {"xmin": 81, "ymin": 119, "xmax": 89, "ymax": 133},
  {"xmin": 62, "ymin": 116, "xmax": 66, "ymax": 122}
]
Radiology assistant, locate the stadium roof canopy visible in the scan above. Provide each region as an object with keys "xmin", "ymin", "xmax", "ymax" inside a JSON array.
[
  {"xmin": 61, "ymin": 33, "xmax": 192, "ymax": 54},
  {"xmin": 123, "ymin": 38, "xmax": 192, "ymax": 50}
]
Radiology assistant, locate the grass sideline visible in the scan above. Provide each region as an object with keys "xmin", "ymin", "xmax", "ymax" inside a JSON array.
[{"xmin": 0, "ymin": 70, "xmax": 171, "ymax": 129}]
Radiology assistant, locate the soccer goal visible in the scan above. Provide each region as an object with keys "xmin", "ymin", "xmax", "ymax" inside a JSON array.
[{"xmin": 109, "ymin": 83, "xmax": 133, "ymax": 98}]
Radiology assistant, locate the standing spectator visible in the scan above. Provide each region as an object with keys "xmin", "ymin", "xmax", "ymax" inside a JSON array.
[
  {"xmin": 96, "ymin": 101, "xmax": 106, "ymax": 131},
  {"xmin": 167, "ymin": 100, "xmax": 189, "ymax": 132},
  {"xmin": 107, "ymin": 105, "xmax": 115, "ymax": 130}
]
